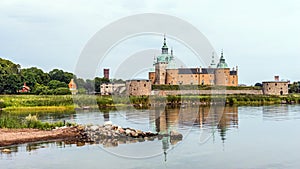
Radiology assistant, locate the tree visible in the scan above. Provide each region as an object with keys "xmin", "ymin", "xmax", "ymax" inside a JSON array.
[
  {"xmin": 53, "ymin": 87, "xmax": 71, "ymax": 95},
  {"xmin": 85, "ymin": 79, "xmax": 95, "ymax": 94},
  {"xmin": 0, "ymin": 58, "xmax": 22, "ymax": 94},
  {"xmin": 21, "ymin": 67, "xmax": 50, "ymax": 89},
  {"xmin": 75, "ymin": 78, "xmax": 86, "ymax": 89},
  {"xmin": 94, "ymin": 77, "xmax": 110, "ymax": 93},
  {"xmin": 254, "ymin": 83, "xmax": 262, "ymax": 87},
  {"xmin": 48, "ymin": 80, "xmax": 68, "ymax": 89},
  {"xmin": 34, "ymin": 83, "xmax": 51, "ymax": 95},
  {"xmin": 49, "ymin": 69, "xmax": 75, "ymax": 84},
  {"xmin": 111, "ymin": 78, "xmax": 125, "ymax": 83},
  {"xmin": 289, "ymin": 82, "xmax": 300, "ymax": 93},
  {"xmin": 3, "ymin": 74, "xmax": 21, "ymax": 94}
]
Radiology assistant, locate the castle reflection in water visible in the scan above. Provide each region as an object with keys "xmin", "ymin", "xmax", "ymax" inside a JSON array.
[
  {"xmin": 119, "ymin": 105, "xmax": 239, "ymax": 143},
  {"xmin": 152, "ymin": 106, "xmax": 238, "ymax": 140}
]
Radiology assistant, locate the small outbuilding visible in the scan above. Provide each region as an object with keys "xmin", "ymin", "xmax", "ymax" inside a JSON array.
[
  {"xmin": 100, "ymin": 83, "xmax": 126, "ymax": 95},
  {"xmin": 19, "ymin": 82, "xmax": 30, "ymax": 93},
  {"xmin": 126, "ymin": 79, "xmax": 151, "ymax": 96},
  {"xmin": 262, "ymin": 76, "xmax": 289, "ymax": 95}
]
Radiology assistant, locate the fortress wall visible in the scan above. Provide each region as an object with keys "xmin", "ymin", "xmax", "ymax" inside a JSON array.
[{"xmin": 151, "ymin": 90, "xmax": 263, "ymax": 95}]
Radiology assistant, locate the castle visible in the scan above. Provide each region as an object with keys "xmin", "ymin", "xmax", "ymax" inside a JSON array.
[{"xmin": 149, "ymin": 35, "xmax": 238, "ymax": 86}]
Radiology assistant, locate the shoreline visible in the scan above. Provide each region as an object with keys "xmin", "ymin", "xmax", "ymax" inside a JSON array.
[
  {"xmin": 0, "ymin": 126, "xmax": 82, "ymax": 147},
  {"xmin": 0, "ymin": 123, "xmax": 183, "ymax": 148}
]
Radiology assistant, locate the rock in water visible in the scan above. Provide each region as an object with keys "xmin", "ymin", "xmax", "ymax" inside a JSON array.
[
  {"xmin": 170, "ymin": 130, "xmax": 183, "ymax": 140},
  {"xmin": 104, "ymin": 121, "xmax": 113, "ymax": 126},
  {"xmin": 1, "ymin": 149, "xmax": 11, "ymax": 154}
]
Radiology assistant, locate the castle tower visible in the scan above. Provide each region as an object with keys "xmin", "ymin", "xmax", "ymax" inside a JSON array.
[
  {"xmin": 154, "ymin": 34, "xmax": 171, "ymax": 84},
  {"xmin": 215, "ymin": 50, "xmax": 230, "ymax": 86}
]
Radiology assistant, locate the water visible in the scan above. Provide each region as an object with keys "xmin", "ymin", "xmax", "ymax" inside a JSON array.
[{"xmin": 1, "ymin": 105, "xmax": 300, "ymax": 169}]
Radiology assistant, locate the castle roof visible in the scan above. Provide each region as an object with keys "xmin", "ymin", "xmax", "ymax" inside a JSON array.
[{"xmin": 217, "ymin": 50, "xmax": 228, "ymax": 68}]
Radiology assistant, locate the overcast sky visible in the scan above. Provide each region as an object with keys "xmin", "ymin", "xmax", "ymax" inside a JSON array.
[{"xmin": 0, "ymin": 0, "xmax": 299, "ymax": 85}]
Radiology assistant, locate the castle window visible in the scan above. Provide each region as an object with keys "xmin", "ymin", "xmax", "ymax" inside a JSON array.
[
  {"xmin": 275, "ymin": 83, "xmax": 277, "ymax": 86},
  {"xmin": 162, "ymin": 73, "xmax": 164, "ymax": 75},
  {"xmin": 232, "ymin": 80, "xmax": 234, "ymax": 84},
  {"xmin": 195, "ymin": 75, "xmax": 197, "ymax": 77},
  {"xmin": 202, "ymin": 75, "xmax": 204, "ymax": 77},
  {"xmin": 137, "ymin": 80, "xmax": 140, "ymax": 82},
  {"xmin": 144, "ymin": 84, "xmax": 146, "ymax": 87}
]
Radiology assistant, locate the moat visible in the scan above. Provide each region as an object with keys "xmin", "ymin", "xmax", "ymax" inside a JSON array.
[{"xmin": 1, "ymin": 105, "xmax": 300, "ymax": 169}]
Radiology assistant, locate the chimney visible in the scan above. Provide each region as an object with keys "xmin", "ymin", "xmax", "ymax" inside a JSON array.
[
  {"xmin": 274, "ymin": 76, "xmax": 279, "ymax": 81},
  {"xmin": 104, "ymin": 69, "xmax": 110, "ymax": 79}
]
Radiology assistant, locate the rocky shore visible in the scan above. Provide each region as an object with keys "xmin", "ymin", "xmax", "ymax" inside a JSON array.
[
  {"xmin": 80, "ymin": 122, "xmax": 183, "ymax": 147},
  {"xmin": 0, "ymin": 122, "xmax": 183, "ymax": 149}
]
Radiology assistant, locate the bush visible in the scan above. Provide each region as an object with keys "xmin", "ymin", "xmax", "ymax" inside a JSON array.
[
  {"xmin": 53, "ymin": 87, "xmax": 71, "ymax": 95},
  {"xmin": 0, "ymin": 99, "xmax": 5, "ymax": 109}
]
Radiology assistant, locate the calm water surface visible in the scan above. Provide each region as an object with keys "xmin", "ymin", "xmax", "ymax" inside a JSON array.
[{"xmin": 1, "ymin": 105, "xmax": 300, "ymax": 169}]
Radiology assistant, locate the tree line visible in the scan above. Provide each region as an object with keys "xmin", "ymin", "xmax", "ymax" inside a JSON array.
[{"xmin": 0, "ymin": 58, "xmax": 124, "ymax": 95}]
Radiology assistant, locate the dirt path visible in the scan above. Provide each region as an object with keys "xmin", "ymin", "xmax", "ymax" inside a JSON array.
[{"xmin": 0, "ymin": 127, "xmax": 82, "ymax": 147}]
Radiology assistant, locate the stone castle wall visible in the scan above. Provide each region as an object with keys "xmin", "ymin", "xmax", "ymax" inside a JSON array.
[
  {"xmin": 151, "ymin": 89, "xmax": 263, "ymax": 95},
  {"xmin": 126, "ymin": 80, "xmax": 152, "ymax": 96},
  {"xmin": 262, "ymin": 82, "xmax": 289, "ymax": 95}
]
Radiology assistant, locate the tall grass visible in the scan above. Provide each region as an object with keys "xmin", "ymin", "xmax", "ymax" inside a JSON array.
[{"xmin": 0, "ymin": 113, "xmax": 73, "ymax": 129}]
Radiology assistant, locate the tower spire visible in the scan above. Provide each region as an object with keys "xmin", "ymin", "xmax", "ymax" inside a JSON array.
[
  {"xmin": 161, "ymin": 33, "xmax": 168, "ymax": 54},
  {"xmin": 221, "ymin": 49, "xmax": 224, "ymax": 58},
  {"xmin": 210, "ymin": 52, "xmax": 216, "ymax": 67}
]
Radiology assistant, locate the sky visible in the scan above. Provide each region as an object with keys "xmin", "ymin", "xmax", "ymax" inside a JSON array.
[{"xmin": 0, "ymin": 0, "xmax": 299, "ymax": 85}]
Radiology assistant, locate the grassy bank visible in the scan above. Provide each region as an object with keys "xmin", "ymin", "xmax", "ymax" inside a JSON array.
[
  {"xmin": 164, "ymin": 94, "xmax": 300, "ymax": 105},
  {"xmin": 0, "ymin": 113, "xmax": 74, "ymax": 130},
  {"xmin": 1, "ymin": 94, "xmax": 299, "ymax": 113}
]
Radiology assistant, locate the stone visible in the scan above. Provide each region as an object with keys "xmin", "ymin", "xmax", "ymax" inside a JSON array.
[
  {"xmin": 125, "ymin": 129, "xmax": 131, "ymax": 135},
  {"xmin": 1, "ymin": 149, "xmax": 11, "ymax": 153},
  {"xmin": 104, "ymin": 121, "xmax": 113, "ymax": 126},
  {"xmin": 90, "ymin": 125, "xmax": 99, "ymax": 131},
  {"xmin": 130, "ymin": 131, "xmax": 138, "ymax": 137},
  {"xmin": 117, "ymin": 127, "xmax": 124, "ymax": 134},
  {"xmin": 170, "ymin": 130, "xmax": 183, "ymax": 140}
]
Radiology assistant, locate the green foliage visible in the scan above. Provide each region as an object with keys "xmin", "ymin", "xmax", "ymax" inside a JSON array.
[
  {"xmin": 289, "ymin": 82, "xmax": 300, "ymax": 93},
  {"xmin": 0, "ymin": 58, "xmax": 22, "ymax": 94},
  {"xmin": 0, "ymin": 99, "xmax": 5, "ymax": 109},
  {"xmin": 49, "ymin": 69, "xmax": 75, "ymax": 84},
  {"xmin": 53, "ymin": 87, "xmax": 71, "ymax": 95},
  {"xmin": 34, "ymin": 83, "xmax": 50, "ymax": 95},
  {"xmin": 48, "ymin": 80, "xmax": 68, "ymax": 89},
  {"xmin": 0, "ymin": 57, "xmax": 129, "ymax": 95},
  {"xmin": 94, "ymin": 77, "xmax": 110, "ymax": 93},
  {"xmin": 0, "ymin": 113, "xmax": 72, "ymax": 129},
  {"xmin": 21, "ymin": 67, "xmax": 50, "ymax": 88}
]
